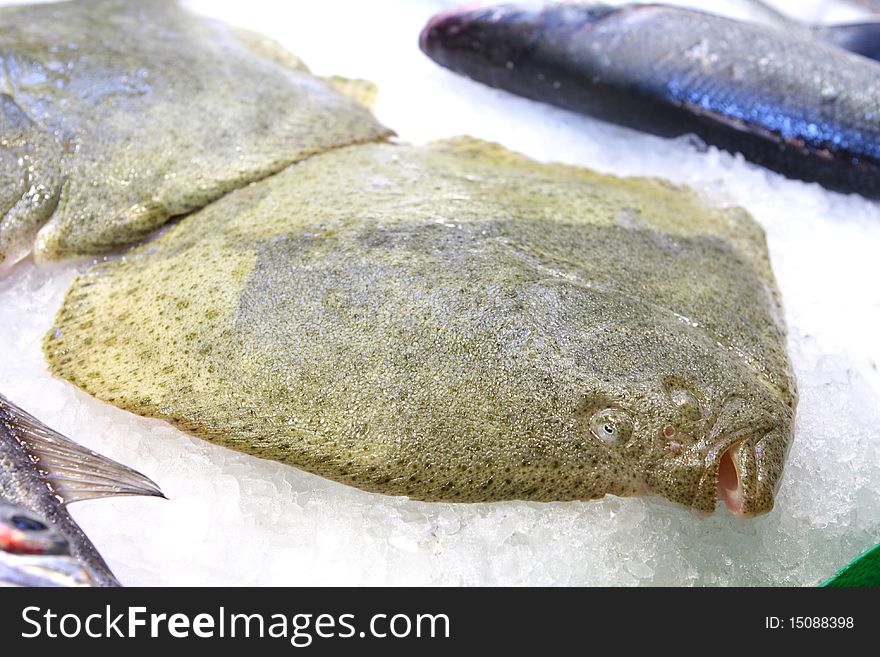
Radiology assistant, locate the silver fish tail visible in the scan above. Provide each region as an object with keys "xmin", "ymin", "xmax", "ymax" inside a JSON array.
[{"xmin": 0, "ymin": 393, "xmax": 164, "ymax": 586}]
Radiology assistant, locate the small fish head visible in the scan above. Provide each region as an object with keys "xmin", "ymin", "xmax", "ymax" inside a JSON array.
[
  {"xmin": 573, "ymin": 315, "xmax": 795, "ymax": 516},
  {"xmin": 0, "ymin": 502, "xmax": 71, "ymax": 556},
  {"xmin": 420, "ymin": 3, "xmax": 616, "ymax": 73}
]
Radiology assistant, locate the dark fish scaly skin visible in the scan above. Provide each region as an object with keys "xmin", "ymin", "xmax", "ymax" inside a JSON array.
[
  {"xmin": 0, "ymin": 393, "xmax": 164, "ymax": 586},
  {"xmin": 420, "ymin": 3, "xmax": 880, "ymax": 198}
]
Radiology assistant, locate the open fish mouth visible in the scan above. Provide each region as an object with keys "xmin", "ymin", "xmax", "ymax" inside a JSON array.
[
  {"xmin": 703, "ymin": 430, "xmax": 786, "ymax": 516},
  {"xmin": 718, "ymin": 442, "xmax": 746, "ymax": 515},
  {"xmin": 680, "ymin": 393, "xmax": 792, "ymax": 516}
]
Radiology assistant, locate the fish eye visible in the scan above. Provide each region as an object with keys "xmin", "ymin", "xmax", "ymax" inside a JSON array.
[
  {"xmin": 10, "ymin": 515, "xmax": 48, "ymax": 532},
  {"xmin": 589, "ymin": 409, "xmax": 632, "ymax": 445}
]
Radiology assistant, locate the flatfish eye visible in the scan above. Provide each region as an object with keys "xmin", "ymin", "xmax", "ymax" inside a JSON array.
[
  {"xmin": 590, "ymin": 409, "xmax": 632, "ymax": 445},
  {"xmin": 10, "ymin": 515, "xmax": 48, "ymax": 532}
]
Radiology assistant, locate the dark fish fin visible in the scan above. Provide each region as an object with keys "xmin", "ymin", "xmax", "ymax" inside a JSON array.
[
  {"xmin": 816, "ymin": 24, "xmax": 880, "ymax": 63},
  {"xmin": 715, "ymin": 0, "xmax": 880, "ymax": 62},
  {"xmin": 736, "ymin": 0, "xmax": 797, "ymax": 28},
  {"xmin": 0, "ymin": 393, "xmax": 165, "ymax": 506},
  {"xmin": 680, "ymin": 102, "xmax": 782, "ymax": 142}
]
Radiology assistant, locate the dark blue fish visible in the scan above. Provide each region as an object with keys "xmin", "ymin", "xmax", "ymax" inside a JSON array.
[
  {"xmin": 740, "ymin": 0, "xmax": 880, "ymax": 63},
  {"xmin": 817, "ymin": 22, "xmax": 880, "ymax": 62},
  {"xmin": 420, "ymin": 2, "xmax": 880, "ymax": 198}
]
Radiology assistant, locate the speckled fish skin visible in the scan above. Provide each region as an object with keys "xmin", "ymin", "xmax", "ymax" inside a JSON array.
[
  {"xmin": 419, "ymin": 2, "xmax": 880, "ymax": 198},
  {"xmin": 0, "ymin": 94, "xmax": 63, "ymax": 270},
  {"xmin": 44, "ymin": 138, "xmax": 797, "ymax": 515},
  {"xmin": 0, "ymin": 0, "xmax": 391, "ymax": 270}
]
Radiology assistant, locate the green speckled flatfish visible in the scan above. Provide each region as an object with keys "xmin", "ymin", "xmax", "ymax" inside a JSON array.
[
  {"xmin": 44, "ymin": 138, "xmax": 797, "ymax": 516},
  {"xmin": 0, "ymin": 0, "xmax": 391, "ymax": 271}
]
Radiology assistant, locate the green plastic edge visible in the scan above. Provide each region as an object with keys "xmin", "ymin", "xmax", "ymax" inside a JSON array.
[{"xmin": 819, "ymin": 543, "xmax": 880, "ymax": 588}]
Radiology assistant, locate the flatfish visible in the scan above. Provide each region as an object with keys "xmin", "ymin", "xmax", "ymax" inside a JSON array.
[
  {"xmin": 0, "ymin": 0, "xmax": 390, "ymax": 270},
  {"xmin": 44, "ymin": 138, "xmax": 797, "ymax": 515}
]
